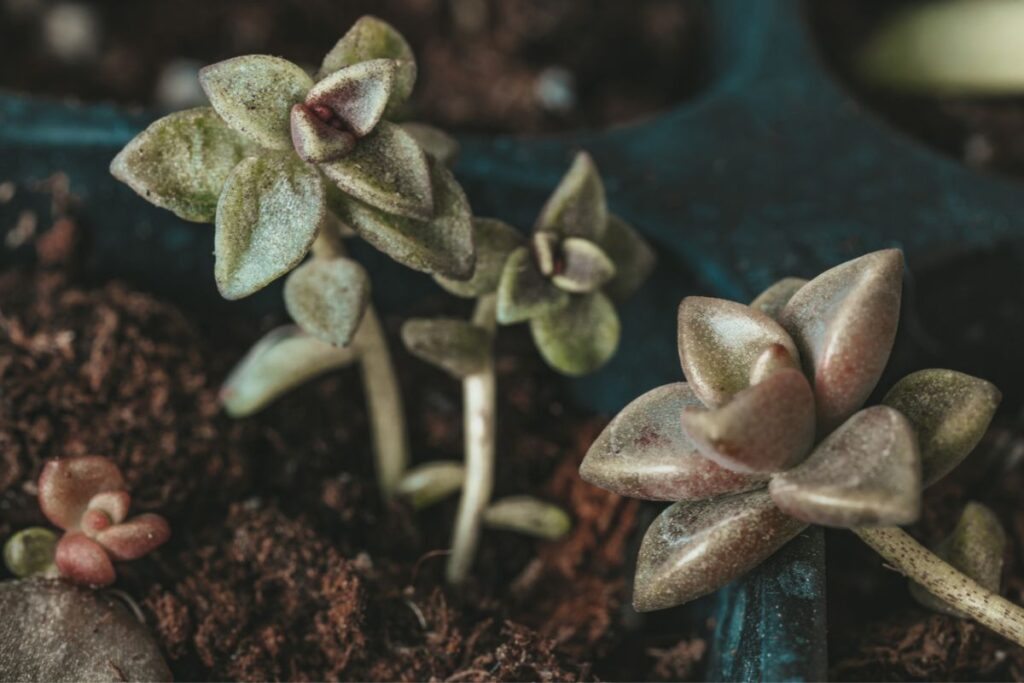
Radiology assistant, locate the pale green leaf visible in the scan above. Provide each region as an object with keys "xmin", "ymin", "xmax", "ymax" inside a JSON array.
[
  {"xmin": 599, "ymin": 214, "xmax": 656, "ymax": 302},
  {"xmin": 530, "ymin": 291, "xmax": 619, "ymax": 376},
  {"xmin": 284, "ymin": 257, "xmax": 370, "ymax": 347},
  {"xmin": 318, "ymin": 15, "xmax": 416, "ymax": 116},
  {"xmin": 401, "ymin": 318, "xmax": 491, "ymax": 379},
  {"xmin": 290, "ymin": 104, "xmax": 356, "ymax": 164},
  {"xmin": 199, "ymin": 55, "xmax": 313, "ymax": 150},
  {"xmin": 495, "ymin": 246, "xmax": 568, "ymax": 324},
  {"xmin": 3, "ymin": 528, "xmax": 58, "ymax": 579},
  {"xmin": 214, "ymin": 154, "xmax": 325, "ymax": 299},
  {"xmin": 220, "ymin": 325, "xmax": 359, "ymax": 417},
  {"xmin": 397, "ymin": 461, "xmax": 464, "ymax": 509},
  {"xmin": 334, "ymin": 157, "xmax": 474, "ymax": 279},
  {"xmin": 110, "ymin": 107, "xmax": 257, "ymax": 222},
  {"xmin": 483, "ymin": 496, "xmax": 572, "ymax": 540},
  {"xmin": 536, "ymin": 151, "xmax": 608, "ymax": 241},
  {"xmin": 436, "ymin": 218, "xmax": 522, "ymax": 298},
  {"xmin": 750, "ymin": 277, "xmax": 806, "ymax": 320},
  {"xmin": 321, "ymin": 121, "xmax": 433, "ymax": 220}
]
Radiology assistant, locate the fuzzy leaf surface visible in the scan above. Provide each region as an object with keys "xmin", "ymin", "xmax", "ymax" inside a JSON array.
[
  {"xmin": 530, "ymin": 292, "xmax": 619, "ymax": 376},
  {"xmin": 496, "ymin": 246, "xmax": 569, "ymax": 324},
  {"xmin": 306, "ymin": 58, "xmax": 395, "ymax": 138},
  {"xmin": 214, "ymin": 154, "xmax": 325, "ymax": 300},
  {"xmin": 750, "ymin": 277, "xmax": 807, "ymax": 319},
  {"xmin": 284, "ymin": 257, "xmax": 370, "ymax": 347},
  {"xmin": 436, "ymin": 218, "xmax": 522, "ymax": 298},
  {"xmin": 551, "ymin": 237, "xmax": 616, "ymax": 294},
  {"xmin": 397, "ymin": 461, "xmax": 464, "ymax": 509},
  {"xmin": 110, "ymin": 107, "xmax": 258, "ymax": 222},
  {"xmin": 200, "ymin": 55, "xmax": 313, "ymax": 150},
  {"xmin": 536, "ymin": 152, "xmax": 607, "ymax": 241},
  {"xmin": 599, "ymin": 214, "xmax": 656, "ymax": 302},
  {"xmin": 401, "ymin": 318, "xmax": 491, "ymax": 379}
]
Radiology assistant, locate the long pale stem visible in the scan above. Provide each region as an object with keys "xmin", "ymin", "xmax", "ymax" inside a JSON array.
[
  {"xmin": 312, "ymin": 228, "xmax": 408, "ymax": 498},
  {"xmin": 446, "ymin": 294, "xmax": 498, "ymax": 584},
  {"xmin": 855, "ymin": 526, "xmax": 1024, "ymax": 646}
]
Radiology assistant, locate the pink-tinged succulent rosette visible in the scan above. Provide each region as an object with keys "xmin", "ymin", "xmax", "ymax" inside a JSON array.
[{"xmin": 580, "ymin": 250, "xmax": 1001, "ymax": 611}]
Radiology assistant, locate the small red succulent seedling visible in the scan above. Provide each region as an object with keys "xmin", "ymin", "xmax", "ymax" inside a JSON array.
[{"xmin": 38, "ymin": 456, "xmax": 170, "ymax": 586}]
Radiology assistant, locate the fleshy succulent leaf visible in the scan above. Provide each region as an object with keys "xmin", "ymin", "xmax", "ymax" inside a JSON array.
[
  {"xmin": 909, "ymin": 502, "xmax": 1006, "ymax": 617},
  {"xmin": 214, "ymin": 154, "xmax": 326, "ymax": 300},
  {"xmin": 321, "ymin": 121, "xmax": 433, "ymax": 220},
  {"xmin": 283, "ymin": 257, "xmax": 370, "ymax": 347},
  {"xmin": 318, "ymin": 16, "xmax": 416, "ymax": 116},
  {"xmin": 779, "ymin": 249, "xmax": 904, "ymax": 433},
  {"xmin": 401, "ymin": 122, "xmax": 460, "ymax": 166},
  {"xmin": 748, "ymin": 342, "xmax": 801, "ymax": 385},
  {"xmin": 436, "ymin": 218, "xmax": 522, "ymax": 298},
  {"xmin": 750, "ymin": 277, "xmax": 807, "ymax": 320},
  {"xmin": 535, "ymin": 152, "xmax": 608, "ymax": 241},
  {"xmin": 769, "ymin": 406, "xmax": 921, "ymax": 527},
  {"xmin": 220, "ymin": 325, "xmax": 360, "ymax": 418},
  {"xmin": 551, "ymin": 237, "xmax": 616, "ymax": 294},
  {"xmin": 290, "ymin": 104, "xmax": 356, "ymax": 164},
  {"xmin": 38, "ymin": 456, "xmax": 125, "ymax": 531},
  {"xmin": 599, "ymin": 214, "xmax": 656, "ymax": 302},
  {"xmin": 110, "ymin": 107, "xmax": 258, "ymax": 222},
  {"xmin": 530, "ymin": 292, "xmax": 620, "ymax": 376},
  {"xmin": 305, "ymin": 58, "xmax": 396, "ymax": 138},
  {"xmin": 681, "ymin": 367, "xmax": 816, "ymax": 474},
  {"xmin": 580, "ymin": 382, "xmax": 767, "ymax": 501},
  {"xmin": 633, "ymin": 489, "xmax": 806, "ymax": 611},
  {"xmin": 86, "ymin": 491, "xmax": 131, "ymax": 526},
  {"xmin": 396, "ymin": 461, "xmax": 464, "ymax": 509},
  {"xmin": 882, "ymin": 369, "xmax": 1001, "ymax": 487},
  {"xmin": 482, "ymin": 496, "xmax": 572, "ymax": 540},
  {"xmin": 677, "ymin": 296, "xmax": 800, "ymax": 408},
  {"xmin": 401, "ymin": 318, "xmax": 492, "ymax": 379},
  {"xmin": 199, "ymin": 55, "xmax": 314, "ymax": 150},
  {"xmin": 3, "ymin": 527, "xmax": 58, "ymax": 579},
  {"xmin": 334, "ymin": 158, "xmax": 474, "ymax": 279},
  {"xmin": 495, "ymin": 246, "xmax": 569, "ymax": 324},
  {"xmin": 54, "ymin": 532, "xmax": 116, "ymax": 586},
  {"xmin": 95, "ymin": 514, "xmax": 171, "ymax": 561}
]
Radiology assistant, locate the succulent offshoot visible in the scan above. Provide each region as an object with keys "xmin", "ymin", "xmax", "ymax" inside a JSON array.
[
  {"xmin": 580, "ymin": 250, "xmax": 1024, "ymax": 646},
  {"xmin": 111, "ymin": 16, "xmax": 468, "ymax": 499},
  {"xmin": 3, "ymin": 528, "xmax": 59, "ymax": 579}
]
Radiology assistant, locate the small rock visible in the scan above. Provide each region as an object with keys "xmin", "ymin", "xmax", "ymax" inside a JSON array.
[{"xmin": 535, "ymin": 67, "xmax": 576, "ymax": 114}]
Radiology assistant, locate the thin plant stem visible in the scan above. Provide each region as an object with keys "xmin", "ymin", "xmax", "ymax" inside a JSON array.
[
  {"xmin": 855, "ymin": 526, "xmax": 1024, "ymax": 646},
  {"xmin": 312, "ymin": 227, "xmax": 409, "ymax": 498},
  {"xmin": 446, "ymin": 294, "xmax": 498, "ymax": 584}
]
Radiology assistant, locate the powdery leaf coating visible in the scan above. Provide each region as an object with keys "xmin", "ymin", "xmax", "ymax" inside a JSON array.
[
  {"xmin": 401, "ymin": 122, "xmax": 460, "ymax": 166},
  {"xmin": 200, "ymin": 55, "xmax": 314, "ymax": 150},
  {"xmin": 38, "ymin": 456, "xmax": 124, "ymax": 531},
  {"xmin": 401, "ymin": 318, "xmax": 492, "ymax": 379},
  {"xmin": 290, "ymin": 104, "xmax": 356, "ymax": 163},
  {"xmin": 110, "ymin": 107, "xmax": 257, "ymax": 222},
  {"xmin": 750, "ymin": 277, "xmax": 807, "ymax": 320},
  {"xmin": 3, "ymin": 527, "xmax": 58, "ymax": 578},
  {"xmin": 530, "ymin": 292, "xmax": 620, "ymax": 377},
  {"xmin": 335, "ymin": 157, "xmax": 474, "ymax": 279},
  {"xmin": 677, "ymin": 296, "xmax": 800, "ymax": 409},
  {"xmin": 214, "ymin": 154, "xmax": 326, "ymax": 300},
  {"xmin": 436, "ymin": 217, "xmax": 522, "ymax": 298},
  {"xmin": 54, "ymin": 532, "xmax": 115, "ymax": 586},
  {"xmin": 580, "ymin": 382, "xmax": 767, "ymax": 501},
  {"xmin": 910, "ymin": 502, "xmax": 1006, "ymax": 617},
  {"xmin": 535, "ymin": 151, "xmax": 608, "ymax": 241},
  {"xmin": 221, "ymin": 325, "xmax": 359, "ymax": 417},
  {"xmin": 681, "ymin": 368, "xmax": 816, "ymax": 474},
  {"xmin": 748, "ymin": 342, "xmax": 801, "ymax": 386},
  {"xmin": 397, "ymin": 461, "xmax": 464, "ymax": 509},
  {"xmin": 318, "ymin": 16, "xmax": 416, "ymax": 117},
  {"xmin": 883, "ymin": 369, "xmax": 1001, "ymax": 486},
  {"xmin": 94, "ymin": 514, "xmax": 171, "ymax": 561},
  {"xmin": 284, "ymin": 257, "xmax": 370, "ymax": 347},
  {"xmin": 532, "ymin": 231, "xmax": 559, "ymax": 276},
  {"xmin": 0, "ymin": 579, "xmax": 172, "ymax": 681},
  {"xmin": 321, "ymin": 121, "xmax": 433, "ymax": 220},
  {"xmin": 633, "ymin": 489, "xmax": 806, "ymax": 611},
  {"xmin": 780, "ymin": 249, "xmax": 904, "ymax": 433},
  {"xmin": 551, "ymin": 237, "xmax": 617, "ymax": 294},
  {"xmin": 768, "ymin": 405, "xmax": 922, "ymax": 528},
  {"xmin": 305, "ymin": 58, "xmax": 396, "ymax": 138},
  {"xmin": 599, "ymin": 214, "xmax": 656, "ymax": 302},
  {"xmin": 482, "ymin": 496, "xmax": 572, "ymax": 540},
  {"xmin": 495, "ymin": 246, "xmax": 569, "ymax": 324}
]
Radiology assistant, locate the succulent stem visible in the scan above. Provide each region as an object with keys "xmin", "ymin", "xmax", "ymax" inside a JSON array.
[
  {"xmin": 313, "ymin": 229, "xmax": 409, "ymax": 498},
  {"xmin": 446, "ymin": 294, "xmax": 498, "ymax": 584},
  {"xmin": 855, "ymin": 526, "xmax": 1024, "ymax": 646}
]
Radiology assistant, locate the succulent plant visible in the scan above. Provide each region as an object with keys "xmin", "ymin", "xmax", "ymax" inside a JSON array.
[
  {"xmin": 397, "ymin": 152, "xmax": 653, "ymax": 583},
  {"xmin": 581, "ymin": 250, "xmax": 1024, "ymax": 646},
  {"xmin": 7, "ymin": 456, "xmax": 172, "ymax": 587},
  {"xmin": 111, "ymin": 16, "xmax": 470, "ymax": 498}
]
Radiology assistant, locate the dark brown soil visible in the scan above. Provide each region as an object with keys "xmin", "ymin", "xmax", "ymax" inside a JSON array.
[
  {"xmin": 0, "ymin": 220, "xmax": 708, "ymax": 680},
  {"xmin": 808, "ymin": 0, "xmax": 1024, "ymax": 179},
  {"xmin": 0, "ymin": 0, "xmax": 708, "ymax": 134}
]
